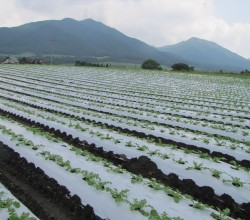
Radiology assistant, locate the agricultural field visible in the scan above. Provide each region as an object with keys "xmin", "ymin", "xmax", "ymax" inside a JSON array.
[{"xmin": 0, "ymin": 64, "xmax": 249, "ymax": 220}]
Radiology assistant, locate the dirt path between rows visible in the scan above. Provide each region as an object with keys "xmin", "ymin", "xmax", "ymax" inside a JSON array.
[{"xmin": 0, "ymin": 143, "xmax": 101, "ymax": 220}]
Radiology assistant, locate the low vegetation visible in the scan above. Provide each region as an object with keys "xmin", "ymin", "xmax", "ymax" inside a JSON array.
[
  {"xmin": 75, "ymin": 60, "xmax": 111, "ymax": 67},
  {"xmin": 171, "ymin": 63, "xmax": 194, "ymax": 71},
  {"xmin": 141, "ymin": 59, "xmax": 162, "ymax": 70}
]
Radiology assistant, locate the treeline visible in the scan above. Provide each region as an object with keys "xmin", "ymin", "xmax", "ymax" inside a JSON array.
[
  {"xmin": 240, "ymin": 69, "xmax": 250, "ymax": 75},
  {"xmin": 75, "ymin": 60, "xmax": 111, "ymax": 67},
  {"xmin": 141, "ymin": 59, "xmax": 194, "ymax": 71},
  {"xmin": 171, "ymin": 63, "xmax": 194, "ymax": 71}
]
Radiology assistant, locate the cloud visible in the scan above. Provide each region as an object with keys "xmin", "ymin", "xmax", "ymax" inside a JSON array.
[
  {"xmin": 1, "ymin": 0, "xmax": 250, "ymax": 58},
  {"xmin": 0, "ymin": 1, "xmax": 21, "ymax": 27},
  {"xmin": 94, "ymin": 0, "xmax": 250, "ymax": 58},
  {"xmin": 101, "ymin": 0, "xmax": 214, "ymax": 44}
]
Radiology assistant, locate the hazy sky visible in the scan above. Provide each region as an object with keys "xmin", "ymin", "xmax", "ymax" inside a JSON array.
[{"xmin": 1, "ymin": 0, "xmax": 250, "ymax": 58}]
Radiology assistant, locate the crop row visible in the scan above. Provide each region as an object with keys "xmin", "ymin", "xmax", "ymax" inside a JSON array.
[{"xmin": 0, "ymin": 183, "xmax": 37, "ymax": 220}]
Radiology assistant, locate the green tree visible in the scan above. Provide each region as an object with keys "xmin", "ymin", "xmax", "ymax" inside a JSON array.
[
  {"xmin": 141, "ymin": 59, "xmax": 162, "ymax": 70},
  {"xmin": 171, "ymin": 63, "xmax": 194, "ymax": 71}
]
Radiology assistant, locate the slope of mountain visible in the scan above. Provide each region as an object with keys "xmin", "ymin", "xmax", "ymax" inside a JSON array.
[
  {"xmin": 158, "ymin": 37, "xmax": 250, "ymax": 71},
  {"xmin": 0, "ymin": 18, "xmax": 183, "ymax": 65}
]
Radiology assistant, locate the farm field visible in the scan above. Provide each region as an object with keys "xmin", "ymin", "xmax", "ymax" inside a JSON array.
[{"xmin": 0, "ymin": 64, "xmax": 249, "ymax": 220}]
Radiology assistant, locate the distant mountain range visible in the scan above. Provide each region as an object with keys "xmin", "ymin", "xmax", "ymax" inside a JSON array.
[{"xmin": 0, "ymin": 18, "xmax": 250, "ymax": 72}]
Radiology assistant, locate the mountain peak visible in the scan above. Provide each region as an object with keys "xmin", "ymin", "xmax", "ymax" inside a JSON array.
[
  {"xmin": 182, "ymin": 37, "xmax": 217, "ymax": 46},
  {"xmin": 61, "ymin": 18, "xmax": 100, "ymax": 25},
  {"xmin": 61, "ymin": 18, "xmax": 77, "ymax": 22},
  {"xmin": 159, "ymin": 37, "xmax": 250, "ymax": 71},
  {"xmin": 82, "ymin": 18, "xmax": 97, "ymax": 22},
  {"xmin": 188, "ymin": 37, "xmax": 201, "ymax": 41}
]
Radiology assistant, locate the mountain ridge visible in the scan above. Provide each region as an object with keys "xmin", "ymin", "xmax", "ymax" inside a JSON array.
[
  {"xmin": 0, "ymin": 18, "xmax": 185, "ymax": 66},
  {"xmin": 0, "ymin": 18, "xmax": 250, "ymax": 71}
]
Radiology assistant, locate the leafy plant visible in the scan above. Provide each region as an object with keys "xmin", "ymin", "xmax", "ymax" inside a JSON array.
[
  {"xmin": 242, "ymin": 131, "xmax": 249, "ymax": 136},
  {"xmin": 148, "ymin": 210, "xmax": 180, "ymax": 220},
  {"xmin": 203, "ymin": 138, "xmax": 210, "ymax": 144},
  {"xmin": 113, "ymin": 138, "xmax": 121, "ymax": 144},
  {"xmin": 137, "ymin": 145, "xmax": 149, "ymax": 151},
  {"xmin": 223, "ymin": 177, "xmax": 244, "ymax": 187},
  {"xmin": 199, "ymin": 152, "xmax": 210, "ymax": 159},
  {"xmin": 148, "ymin": 150, "xmax": 160, "ymax": 156},
  {"xmin": 210, "ymin": 208, "xmax": 231, "ymax": 220},
  {"xmin": 160, "ymin": 153, "xmax": 171, "ymax": 160},
  {"xmin": 149, "ymin": 209, "xmax": 162, "ymax": 220},
  {"xmin": 69, "ymin": 168, "xmax": 81, "ymax": 174},
  {"xmin": 130, "ymin": 199, "xmax": 151, "ymax": 216},
  {"xmin": 82, "ymin": 172, "xmax": 101, "ymax": 186},
  {"xmin": 148, "ymin": 178, "xmax": 163, "ymax": 190},
  {"xmin": 210, "ymin": 169, "xmax": 222, "ymax": 179},
  {"xmin": 175, "ymin": 158, "xmax": 187, "ymax": 165},
  {"xmin": 192, "ymin": 201, "xmax": 209, "ymax": 210},
  {"xmin": 164, "ymin": 188, "xmax": 183, "ymax": 203},
  {"xmin": 131, "ymin": 174, "xmax": 143, "ymax": 184},
  {"xmin": 125, "ymin": 141, "xmax": 134, "ymax": 147},
  {"xmin": 109, "ymin": 166, "xmax": 124, "ymax": 174},
  {"xmin": 0, "ymin": 192, "xmax": 36, "ymax": 220},
  {"xmin": 106, "ymin": 188, "xmax": 129, "ymax": 203},
  {"xmin": 229, "ymin": 160, "xmax": 241, "ymax": 170},
  {"xmin": 95, "ymin": 181, "xmax": 111, "ymax": 191},
  {"xmin": 186, "ymin": 162, "xmax": 204, "ymax": 170}
]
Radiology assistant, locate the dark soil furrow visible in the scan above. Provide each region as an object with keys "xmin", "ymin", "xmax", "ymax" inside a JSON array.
[{"xmin": 0, "ymin": 142, "xmax": 102, "ymax": 220}]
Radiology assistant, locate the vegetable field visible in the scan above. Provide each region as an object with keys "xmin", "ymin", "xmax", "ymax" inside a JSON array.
[{"xmin": 0, "ymin": 65, "xmax": 249, "ymax": 220}]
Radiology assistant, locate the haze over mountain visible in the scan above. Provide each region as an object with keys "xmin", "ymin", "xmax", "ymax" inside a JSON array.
[
  {"xmin": 159, "ymin": 37, "xmax": 250, "ymax": 72},
  {"xmin": 0, "ymin": 18, "xmax": 249, "ymax": 71}
]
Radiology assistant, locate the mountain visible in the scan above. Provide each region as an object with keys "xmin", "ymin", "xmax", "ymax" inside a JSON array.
[
  {"xmin": 0, "ymin": 18, "xmax": 183, "ymax": 65},
  {"xmin": 1, "ymin": 19, "xmax": 249, "ymax": 71},
  {"xmin": 158, "ymin": 37, "xmax": 250, "ymax": 72}
]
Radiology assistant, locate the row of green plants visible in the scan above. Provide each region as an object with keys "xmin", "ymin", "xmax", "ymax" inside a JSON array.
[{"xmin": 0, "ymin": 191, "xmax": 36, "ymax": 220}]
